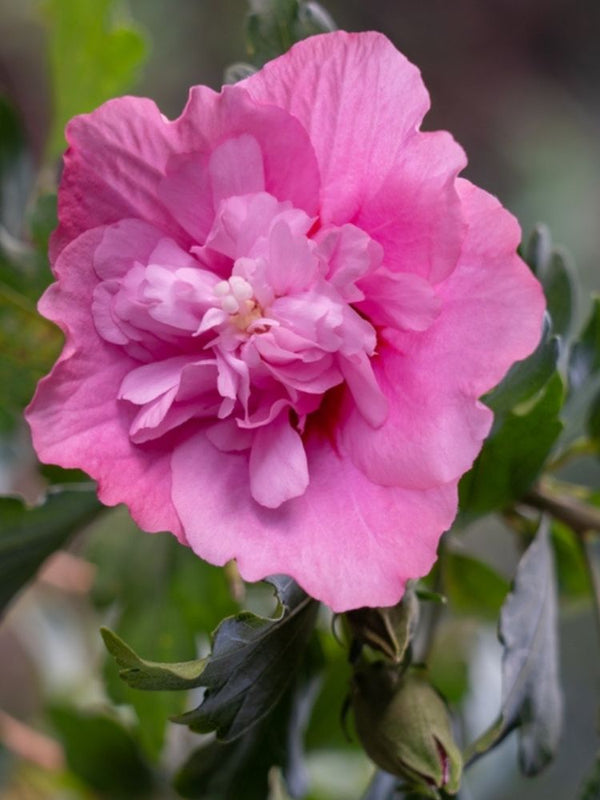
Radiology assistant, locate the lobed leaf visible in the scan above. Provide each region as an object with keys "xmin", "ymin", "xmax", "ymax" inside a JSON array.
[
  {"xmin": 466, "ymin": 519, "xmax": 562, "ymax": 775},
  {"xmin": 100, "ymin": 627, "xmax": 206, "ymax": 691},
  {"xmin": 174, "ymin": 576, "xmax": 319, "ymax": 741},
  {"xmin": 174, "ymin": 634, "xmax": 323, "ymax": 800},
  {"xmin": 0, "ymin": 486, "xmax": 102, "ymax": 616}
]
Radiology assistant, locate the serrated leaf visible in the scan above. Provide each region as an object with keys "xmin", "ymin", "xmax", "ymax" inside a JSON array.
[
  {"xmin": 466, "ymin": 519, "xmax": 562, "ymax": 775},
  {"xmin": 442, "ymin": 552, "xmax": 509, "ymax": 619},
  {"xmin": 174, "ymin": 576, "xmax": 319, "ymax": 741},
  {"xmin": 246, "ymin": 0, "xmax": 336, "ymax": 67},
  {"xmin": 460, "ymin": 373, "xmax": 564, "ymax": 513},
  {"xmin": 484, "ymin": 315, "xmax": 559, "ymax": 413},
  {"xmin": 50, "ymin": 706, "xmax": 154, "ymax": 799},
  {"xmin": 101, "ymin": 627, "xmax": 206, "ymax": 690},
  {"xmin": 346, "ymin": 586, "xmax": 419, "ymax": 663},
  {"xmin": 41, "ymin": 0, "xmax": 147, "ymax": 158},
  {"xmin": 175, "ymin": 636, "xmax": 323, "ymax": 800},
  {"xmin": 0, "ymin": 486, "xmax": 102, "ymax": 615},
  {"xmin": 88, "ymin": 511, "xmax": 239, "ymax": 760}
]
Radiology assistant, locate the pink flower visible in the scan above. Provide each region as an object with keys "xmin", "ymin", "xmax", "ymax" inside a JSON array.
[{"xmin": 26, "ymin": 32, "xmax": 544, "ymax": 611}]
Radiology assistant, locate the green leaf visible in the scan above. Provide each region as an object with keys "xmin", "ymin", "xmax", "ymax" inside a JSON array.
[
  {"xmin": 101, "ymin": 627, "xmax": 206, "ymax": 690},
  {"xmin": 551, "ymin": 520, "xmax": 589, "ymax": 600},
  {"xmin": 174, "ymin": 576, "xmax": 319, "ymax": 741},
  {"xmin": 246, "ymin": 0, "xmax": 336, "ymax": 67},
  {"xmin": 525, "ymin": 225, "xmax": 577, "ymax": 339},
  {"xmin": 41, "ymin": 0, "xmax": 147, "ymax": 158},
  {"xmin": 175, "ymin": 636, "xmax": 323, "ymax": 800},
  {"xmin": 466, "ymin": 519, "xmax": 562, "ymax": 775},
  {"xmin": 0, "ymin": 486, "xmax": 102, "ymax": 615},
  {"xmin": 460, "ymin": 373, "xmax": 564, "ymax": 513},
  {"xmin": 569, "ymin": 297, "xmax": 600, "ymax": 392},
  {"xmin": 442, "ymin": 552, "xmax": 509, "ymax": 619},
  {"xmin": 484, "ymin": 315, "xmax": 559, "ymax": 413},
  {"xmin": 49, "ymin": 706, "xmax": 154, "ymax": 799},
  {"xmin": 88, "ymin": 510, "xmax": 239, "ymax": 760}
]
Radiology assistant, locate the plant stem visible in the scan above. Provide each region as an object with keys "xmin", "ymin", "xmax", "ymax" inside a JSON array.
[{"xmin": 523, "ymin": 483, "xmax": 600, "ymax": 534}]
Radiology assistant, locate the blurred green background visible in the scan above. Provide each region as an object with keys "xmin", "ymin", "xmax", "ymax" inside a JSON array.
[{"xmin": 1, "ymin": 1, "xmax": 599, "ymax": 799}]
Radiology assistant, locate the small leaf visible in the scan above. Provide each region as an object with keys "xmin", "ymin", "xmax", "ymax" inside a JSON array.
[
  {"xmin": 174, "ymin": 576, "xmax": 319, "ymax": 741},
  {"xmin": 89, "ymin": 511, "xmax": 238, "ymax": 760},
  {"xmin": 346, "ymin": 586, "xmax": 419, "ymax": 663},
  {"xmin": 50, "ymin": 706, "xmax": 154, "ymax": 799},
  {"xmin": 484, "ymin": 315, "xmax": 559, "ymax": 413},
  {"xmin": 101, "ymin": 627, "xmax": 206, "ymax": 690},
  {"xmin": 460, "ymin": 373, "xmax": 564, "ymax": 513},
  {"xmin": 246, "ymin": 0, "xmax": 336, "ymax": 67},
  {"xmin": 0, "ymin": 486, "xmax": 102, "ymax": 615},
  {"xmin": 442, "ymin": 552, "xmax": 509, "ymax": 619},
  {"xmin": 224, "ymin": 62, "xmax": 257, "ymax": 84},
  {"xmin": 570, "ymin": 297, "xmax": 600, "ymax": 392},
  {"xmin": 175, "ymin": 637, "xmax": 323, "ymax": 800},
  {"xmin": 41, "ymin": 0, "xmax": 147, "ymax": 158},
  {"xmin": 466, "ymin": 519, "xmax": 562, "ymax": 775},
  {"xmin": 525, "ymin": 225, "xmax": 577, "ymax": 339}
]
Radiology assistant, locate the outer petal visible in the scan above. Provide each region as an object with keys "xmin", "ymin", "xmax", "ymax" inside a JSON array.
[
  {"xmin": 51, "ymin": 98, "xmax": 194, "ymax": 259},
  {"xmin": 243, "ymin": 31, "xmax": 430, "ymax": 223},
  {"xmin": 25, "ymin": 229, "xmax": 185, "ymax": 541},
  {"xmin": 171, "ymin": 429, "xmax": 458, "ymax": 612},
  {"xmin": 339, "ymin": 181, "xmax": 546, "ymax": 490}
]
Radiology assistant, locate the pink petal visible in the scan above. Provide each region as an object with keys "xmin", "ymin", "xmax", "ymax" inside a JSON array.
[
  {"xmin": 174, "ymin": 84, "xmax": 320, "ymax": 217},
  {"xmin": 171, "ymin": 429, "xmax": 458, "ymax": 611},
  {"xmin": 118, "ymin": 356, "xmax": 194, "ymax": 404},
  {"xmin": 26, "ymin": 229, "xmax": 186, "ymax": 541},
  {"xmin": 243, "ymin": 31, "xmax": 430, "ymax": 224},
  {"xmin": 209, "ymin": 134, "xmax": 265, "ymax": 208},
  {"xmin": 353, "ymin": 130, "xmax": 467, "ymax": 285},
  {"xmin": 249, "ymin": 414, "xmax": 309, "ymax": 508},
  {"xmin": 357, "ymin": 269, "xmax": 441, "ymax": 332},
  {"xmin": 338, "ymin": 181, "xmax": 545, "ymax": 490},
  {"xmin": 93, "ymin": 219, "xmax": 165, "ymax": 280},
  {"xmin": 51, "ymin": 98, "xmax": 193, "ymax": 260}
]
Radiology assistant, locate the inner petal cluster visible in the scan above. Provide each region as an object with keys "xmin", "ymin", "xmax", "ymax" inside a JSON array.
[{"xmin": 90, "ymin": 135, "xmax": 440, "ymax": 509}]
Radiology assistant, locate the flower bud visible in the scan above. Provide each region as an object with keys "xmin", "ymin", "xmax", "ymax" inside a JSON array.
[{"xmin": 352, "ymin": 664, "xmax": 462, "ymax": 795}]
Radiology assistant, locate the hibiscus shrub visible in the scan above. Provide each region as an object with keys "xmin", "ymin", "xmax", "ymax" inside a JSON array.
[{"xmin": 2, "ymin": 1, "xmax": 600, "ymax": 799}]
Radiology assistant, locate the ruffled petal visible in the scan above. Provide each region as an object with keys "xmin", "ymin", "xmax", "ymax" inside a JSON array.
[
  {"xmin": 171, "ymin": 429, "xmax": 457, "ymax": 611},
  {"xmin": 243, "ymin": 31, "xmax": 430, "ymax": 224}
]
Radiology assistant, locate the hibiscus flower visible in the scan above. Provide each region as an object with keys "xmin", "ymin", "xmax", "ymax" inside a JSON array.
[{"xmin": 26, "ymin": 32, "xmax": 545, "ymax": 611}]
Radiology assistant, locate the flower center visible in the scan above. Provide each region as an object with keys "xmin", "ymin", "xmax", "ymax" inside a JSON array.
[{"xmin": 213, "ymin": 275, "xmax": 265, "ymax": 332}]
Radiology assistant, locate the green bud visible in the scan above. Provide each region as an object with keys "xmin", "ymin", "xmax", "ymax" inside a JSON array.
[
  {"xmin": 352, "ymin": 664, "xmax": 463, "ymax": 796},
  {"xmin": 346, "ymin": 586, "xmax": 419, "ymax": 663}
]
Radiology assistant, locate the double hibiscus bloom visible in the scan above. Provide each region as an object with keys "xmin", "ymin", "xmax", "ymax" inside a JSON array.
[{"xmin": 27, "ymin": 32, "xmax": 544, "ymax": 611}]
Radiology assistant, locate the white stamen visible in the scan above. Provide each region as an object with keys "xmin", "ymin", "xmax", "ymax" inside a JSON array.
[
  {"xmin": 214, "ymin": 280, "xmax": 230, "ymax": 297},
  {"xmin": 221, "ymin": 295, "xmax": 240, "ymax": 314},
  {"xmin": 229, "ymin": 275, "xmax": 253, "ymax": 302}
]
